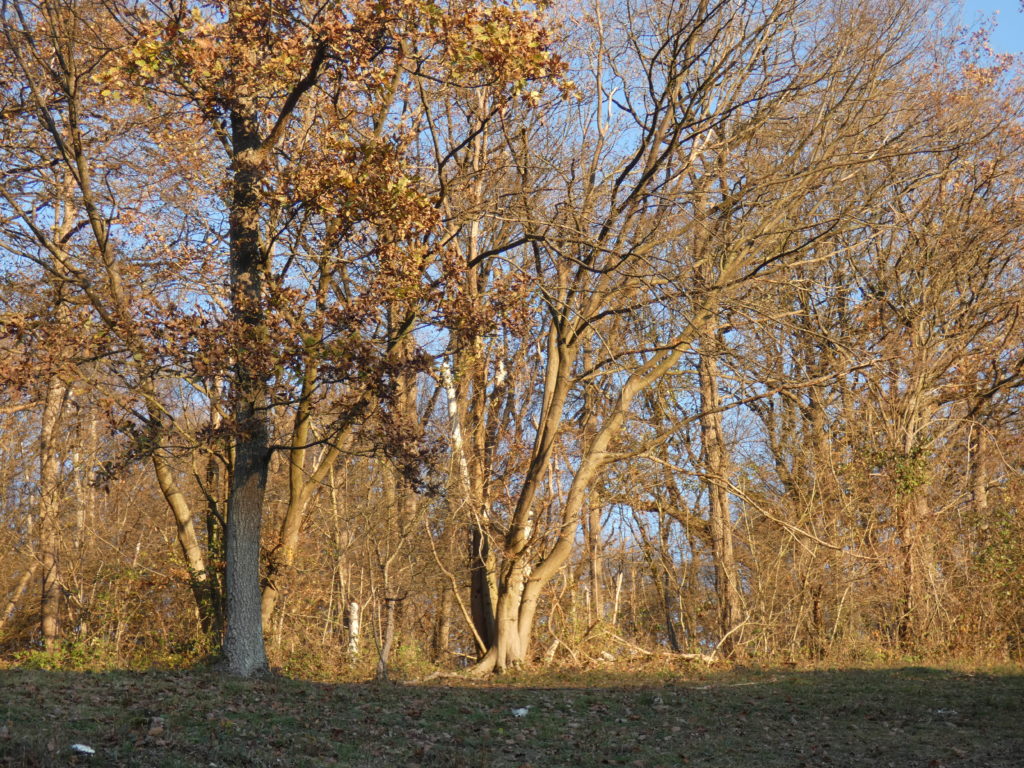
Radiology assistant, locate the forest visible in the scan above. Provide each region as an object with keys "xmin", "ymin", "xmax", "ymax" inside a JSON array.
[{"xmin": 1, "ymin": 0, "xmax": 1023, "ymax": 683}]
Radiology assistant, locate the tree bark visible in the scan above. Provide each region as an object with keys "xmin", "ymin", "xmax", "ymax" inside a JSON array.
[
  {"xmin": 150, "ymin": 448, "xmax": 216, "ymax": 634},
  {"xmin": 589, "ymin": 494, "xmax": 604, "ymax": 621},
  {"xmin": 221, "ymin": 97, "xmax": 271, "ymax": 676},
  {"xmin": 469, "ymin": 524, "xmax": 497, "ymax": 652},
  {"xmin": 698, "ymin": 342, "xmax": 743, "ymax": 655},
  {"xmin": 376, "ymin": 597, "xmax": 399, "ymax": 680},
  {"xmin": 970, "ymin": 428, "xmax": 988, "ymax": 517},
  {"xmin": 222, "ymin": 410, "xmax": 270, "ymax": 675},
  {"xmin": 38, "ymin": 377, "xmax": 68, "ymax": 653},
  {"xmin": 346, "ymin": 600, "xmax": 361, "ymax": 656},
  {"xmin": 1, "ymin": 564, "xmax": 38, "ymax": 636},
  {"xmin": 432, "ymin": 586, "xmax": 452, "ymax": 662}
]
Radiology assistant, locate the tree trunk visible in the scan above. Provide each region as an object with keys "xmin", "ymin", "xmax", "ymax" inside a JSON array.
[
  {"xmin": 468, "ymin": 316, "xmax": 707, "ymax": 675},
  {"xmin": 432, "ymin": 586, "xmax": 452, "ymax": 662},
  {"xmin": 698, "ymin": 343, "xmax": 743, "ymax": 655},
  {"xmin": 896, "ymin": 489, "xmax": 928, "ymax": 649},
  {"xmin": 1, "ymin": 564, "xmax": 38, "ymax": 636},
  {"xmin": 346, "ymin": 600, "xmax": 361, "ymax": 656},
  {"xmin": 970, "ymin": 428, "xmax": 988, "ymax": 517},
  {"xmin": 663, "ymin": 571, "xmax": 682, "ymax": 652},
  {"xmin": 494, "ymin": 564, "xmax": 528, "ymax": 671},
  {"xmin": 589, "ymin": 495, "xmax": 604, "ymax": 621},
  {"xmin": 469, "ymin": 524, "xmax": 497, "ymax": 652},
  {"xmin": 221, "ymin": 97, "xmax": 271, "ymax": 676},
  {"xmin": 222, "ymin": 416, "xmax": 270, "ymax": 675},
  {"xmin": 39, "ymin": 377, "xmax": 68, "ymax": 653},
  {"xmin": 376, "ymin": 597, "xmax": 399, "ymax": 680}
]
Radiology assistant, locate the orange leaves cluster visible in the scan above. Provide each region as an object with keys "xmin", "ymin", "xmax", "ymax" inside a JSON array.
[
  {"xmin": 437, "ymin": 1, "xmax": 568, "ymax": 97},
  {"xmin": 85, "ymin": 0, "xmax": 567, "ymax": 415},
  {"xmin": 100, "ymin": 0, "xmax": 567, "ymax": 109},
  {"xmin": 434, "ymin": 246, "xmax": 532, "ymax": 341},
  {"xmin": 0, "ymin": 299, "xmax": 100, "ymax": 394},
  {"xmin": 103, "ymin": 0, "xmax": 376, "ymax": 109},
  {"xmin": 282, "ymin": 132, "xmax": 435, "ymax": 235}
]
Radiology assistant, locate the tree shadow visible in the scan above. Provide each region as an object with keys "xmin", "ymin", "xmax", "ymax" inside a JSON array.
[{"xmin": 1, "ymin": 665, "xmax": 1022, "ymax": 766}]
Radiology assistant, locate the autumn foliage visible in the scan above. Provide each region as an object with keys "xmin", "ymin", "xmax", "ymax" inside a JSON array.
[{"xmin": 1, "ymin": 0, "xmax": 1023, "ymax": 678}]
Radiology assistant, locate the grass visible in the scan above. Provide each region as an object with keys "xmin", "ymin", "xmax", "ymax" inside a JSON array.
[{"xmin": 1, "ymin": 663, "xmax": 1022, "ymax": 766}]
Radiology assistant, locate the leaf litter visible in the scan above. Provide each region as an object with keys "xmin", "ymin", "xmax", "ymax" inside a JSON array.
[{"xmin": 0, "ymin": 665, "xmax": 1021, "ymax": 767}]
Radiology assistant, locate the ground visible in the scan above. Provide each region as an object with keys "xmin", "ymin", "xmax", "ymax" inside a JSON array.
[{"xmin": 0, "ymin": 664, "xmax": 1021, "ymax": 766}]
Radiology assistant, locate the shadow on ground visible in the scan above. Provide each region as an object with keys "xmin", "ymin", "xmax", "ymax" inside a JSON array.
[{"xmin": 1, "ymin": 665, "xmax": 1021, "ymax": 767}]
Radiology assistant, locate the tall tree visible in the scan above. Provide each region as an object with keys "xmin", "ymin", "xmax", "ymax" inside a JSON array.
[{"xmin": 95, "ymin": 0, "xmax": 562, "ymax": 675}]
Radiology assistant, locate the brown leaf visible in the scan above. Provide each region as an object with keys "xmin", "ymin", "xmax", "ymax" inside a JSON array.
[{"xmin": 147, "ymin": 715, "xmax": 166, "ymax": 738}]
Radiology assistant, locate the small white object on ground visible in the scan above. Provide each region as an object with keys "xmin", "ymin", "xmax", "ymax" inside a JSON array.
[
  {"xmin": 511, "ymin": 707, "xmax": 531, "ymax": 717},
  {"xmin": 70, "ymin": 744, "xmax": 95, "ymax": 755}
]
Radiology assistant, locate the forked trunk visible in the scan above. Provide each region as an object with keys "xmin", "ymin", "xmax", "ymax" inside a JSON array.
[{"xmin": 471, "ymin": 564, "xmax": 531, "ymax": 674}]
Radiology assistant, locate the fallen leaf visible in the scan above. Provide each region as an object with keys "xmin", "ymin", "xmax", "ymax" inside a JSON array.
[{"xmin": 148, "ymin": 716, "xmax": 166, "ymax": 738}]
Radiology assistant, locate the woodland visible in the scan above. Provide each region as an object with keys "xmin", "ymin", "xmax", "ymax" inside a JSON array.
[{"xmin": 1, "ymin": 0, "xmax": 1023, "ymax": 684}]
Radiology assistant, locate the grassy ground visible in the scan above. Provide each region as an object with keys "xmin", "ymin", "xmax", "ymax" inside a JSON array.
[{"xmin": 0, "ymin": 664, "xmax": 1021, "ymax": 767}]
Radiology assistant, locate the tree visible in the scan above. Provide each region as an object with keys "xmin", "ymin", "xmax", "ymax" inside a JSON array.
[
  {"xmin": 2, "ymin": 0, "xmax": 1023, "ymax": 675},
  {"xmin": 86, "ymin": 0, "xmax": 561, "ymax": 675},
  {"xmin": 446, "ymin": 0, "xmax": 959, "ymax": 672}
]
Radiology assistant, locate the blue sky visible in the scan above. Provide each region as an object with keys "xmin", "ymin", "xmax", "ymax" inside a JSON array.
[{"xmin": 962, "ymin": 0, "xmax": 1023, "ymax": 55}]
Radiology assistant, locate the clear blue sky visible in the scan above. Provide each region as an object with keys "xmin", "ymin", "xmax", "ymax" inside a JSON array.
[{"xmin": 961, "ymin": 0, "xmax": 1023, "ymax": 55}]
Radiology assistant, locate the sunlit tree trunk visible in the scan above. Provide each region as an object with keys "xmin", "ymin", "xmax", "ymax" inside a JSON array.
[
  {"xmin": 149, "ymin": 435, "xmax": 216, "ymax": 636},
  {"xmin": 698, "ymin": 340, "xmax": 743, "ymax": 655},
  {"xmin": 38, "ymin": 377, "xmax": 68, "ymax": 652},
  {"xmin": 1, "ymin": 565, "xmax": 38, "ymax": 636}
]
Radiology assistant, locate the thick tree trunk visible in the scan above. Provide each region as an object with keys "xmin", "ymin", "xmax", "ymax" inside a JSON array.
[
  {"xmin": 473, "ymin": 566, "xmax": 528, "ymax": 674},
  {"xmin": 223, "ymin": 414, "xmax": 271, "ymax": 676},
  {"xmin": 221, "ymin": 96, "xmax": 271, "ymax": 676}
]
